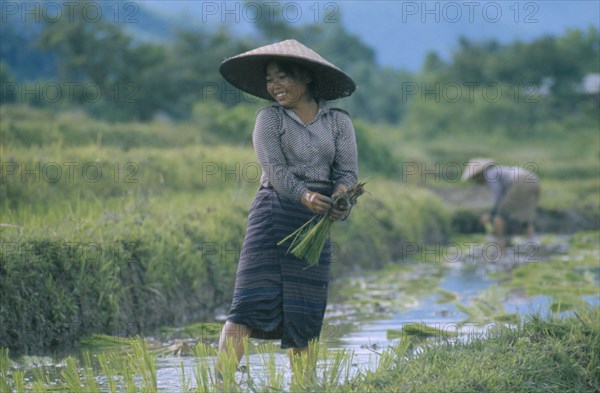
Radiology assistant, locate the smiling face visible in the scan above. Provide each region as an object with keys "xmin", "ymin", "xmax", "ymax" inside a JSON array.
[{"xmin": 265, "ymin": 61, "xmax": 314, "ymax": 108}]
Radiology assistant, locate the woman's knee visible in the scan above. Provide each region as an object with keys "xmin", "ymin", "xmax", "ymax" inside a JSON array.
[{"xmin": 222, "ymin": 321, "xmax": 252, "ymax": 338}]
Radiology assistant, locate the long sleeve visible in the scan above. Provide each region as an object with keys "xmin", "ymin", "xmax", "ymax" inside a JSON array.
[
  {"xmin": 253, "ymin": 107, "xmax": 306, "ymax": 202},
  {"xmin": 331, "ymin": 110, "xmax": 359, "ymax": 187}
]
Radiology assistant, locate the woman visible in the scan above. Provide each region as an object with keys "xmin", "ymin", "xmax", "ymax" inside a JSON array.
[
  {"xmin": 216, "ymin": 39, "xmax": 359, "ymax": 377},
  {"xmin": 461, "ymin": 158, "xmax": 540, "ymax": 253}
]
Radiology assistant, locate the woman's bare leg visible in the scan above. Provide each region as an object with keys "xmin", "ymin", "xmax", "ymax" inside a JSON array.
[
  {"xmin": 526, "ymin": 222, "xmax": 535, "ymax": 238},
  {"xmin": 215, "ymin": 321, "xmax": 251, "ymax": 380},
  {"xmin": 492, "ymin": 215, "xmax": 506, "ymax": 255}
]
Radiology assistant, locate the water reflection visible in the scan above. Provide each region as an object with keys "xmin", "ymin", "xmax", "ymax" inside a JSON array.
[
  {"xmin": 147, "ymin": 234, "xmax": 599, "ymax": 391},
  {"xmin": 11, "ymin": 234, "xmax": 598, "ymax": 392}
]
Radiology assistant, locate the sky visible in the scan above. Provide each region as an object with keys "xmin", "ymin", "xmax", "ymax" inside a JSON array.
[{"xmin": 141, "ymin": 0, "xmax": 600, "ymax": 71}]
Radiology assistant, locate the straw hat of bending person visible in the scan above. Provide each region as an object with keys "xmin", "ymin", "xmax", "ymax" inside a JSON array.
[
  {"xmin": 218, "ymin": 39, "xmax": 356, "ymax": 100},
  {"xmin": 461, "ymin": 158, "xmax": 496, "ymax": 182}
]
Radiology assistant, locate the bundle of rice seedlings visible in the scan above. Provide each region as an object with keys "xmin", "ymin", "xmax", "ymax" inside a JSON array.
[{"xmin": 278, "ymin": 182, "xmax": 366, "ymax": 265}]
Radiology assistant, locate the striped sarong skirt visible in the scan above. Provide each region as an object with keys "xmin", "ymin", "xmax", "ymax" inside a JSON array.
[{"xmin": 228, "ymin": 187, "xmax": 332, "ymax": 348}]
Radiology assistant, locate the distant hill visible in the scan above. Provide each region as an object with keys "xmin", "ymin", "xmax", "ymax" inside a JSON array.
[
  {"xmin": 141, "ymin": 0, "xmax": 600, "ymax": 71},
  {"xmin": 343, "ymin": 1, "xmax": 600, "ymax": 70},
  {"xmin": 2, "ymin": 0, "xmax": 597, "ymax": 81}
]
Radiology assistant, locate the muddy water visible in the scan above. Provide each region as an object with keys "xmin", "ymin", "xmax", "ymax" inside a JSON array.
[
  {"xmin": 142, "ymin": 233, "xmax": 599, "ymax": 391},
  {"xmin": 12, "ymin": 233, "xmax": 600, "ymax": 392}
]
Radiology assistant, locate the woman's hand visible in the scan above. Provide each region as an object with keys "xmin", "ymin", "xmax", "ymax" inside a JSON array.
[
  {"xmin": 328, "ymin": 203, "xmax": 351, "ymax": 221},
  {"xmin": 329, "ymin": 183, "xmax": 352, "ymax": 221},
  {"xmin": 301, "ymin": 190, "xmax": 333, "ymax": 215},
  {"xmin": 301, "ymin": 189, "xmax": 351, "ymax": 220},
  {"xmin": 329, "ymin": 184, "xmax": 351, "ymax": 221}
]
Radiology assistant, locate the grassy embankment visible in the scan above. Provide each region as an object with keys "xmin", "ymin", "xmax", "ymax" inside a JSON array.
[
  {"xmin": 346, "ymin": 306, "xmax": 599, "ymax": 393},
  {"xmin": 344, "ymin": 231, "xmax": 600, "ymax": 392},
  {"xmin": 387, "ymin": 89, "xmax": 600, "ymax": 233},
  {"xmin": 3, "ymin": 233, "xmax": 597, "ymax": 392},
  {"xmin": 1, "ymin": 101, "xmax": 598, "ymax": 390},
  {"xmin": 0, "ymin": 105, "xmax": 450, "ymax": 354},
  {"xmin": 1, "ymin": 306, "xmax": 597, "ymax": 392},
  {"xmin": 1, "ymin": 99, "xmax": 597, "ymax": 354}
]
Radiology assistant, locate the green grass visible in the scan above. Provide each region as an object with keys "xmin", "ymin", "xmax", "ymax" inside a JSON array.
[
  {"xmin": 344, "ymin": 306, "xmax": 600, "ymax": 393},
  {"xmin": 1, "ymin": 101, "xmax": 597, "ymax": 355},
  {"xmin": 0, "ymin": 189, "xmax": 252, "ymax": 353},
  {"xmin": 491, "ymin": 231, "xmax": 600, "ymax": 306},
  {"xmin": 0, "ymin": 180, "xmax": 452, "ymax": 353},
  {"xmin": 2, "ymin": 308, "xmax": 597, "ymax": 392},
  {"xmin": 387, "ymin": 323, "xmax": 458, "ymax": 340},
  {"xmin": 0, "ymin": 105, "xmax": 454, "ymax": 354},
  {"xmin": 0, "ymin": 100, "xmax": 598, "ymax": 389},
  {"xmin": 377, "ymin": 118, "xmax": 599, "ymax": 218}
]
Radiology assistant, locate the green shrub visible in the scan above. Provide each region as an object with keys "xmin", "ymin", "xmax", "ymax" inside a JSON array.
[
  {"xmin": 0, "ymin": 105, "xmax": 211, "ymax": 149},
  {"xmin": 0, "ymin": 180, "xmax": 451, "ymax": 354},
  {"xmin": 404, "ymin": 82, "xmax": 598, "ymax": 140},
  {"xmin": 353, "ymin": 120, "xmax": 401, "ymax": 177},
  {"xmin": 192, "ymin": 100, "xmax": 261, "ymax": 145},
  {"xmin": 0, "ymin": 190, "xmax": 252, "ymax": 353},
  {"xmin": 333, "ymin": 180, "xmax": 451, "ymax": 272}
]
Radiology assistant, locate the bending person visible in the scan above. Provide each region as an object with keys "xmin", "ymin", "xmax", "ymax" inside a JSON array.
[{"xmin": 462, "ymin": 158, "xmax": 540, "ymax": 251}]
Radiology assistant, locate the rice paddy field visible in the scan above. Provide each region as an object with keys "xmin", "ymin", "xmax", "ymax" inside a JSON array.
[{"xmin": 1, "ymin": 104, "xmax": 598, "ymax": 392}]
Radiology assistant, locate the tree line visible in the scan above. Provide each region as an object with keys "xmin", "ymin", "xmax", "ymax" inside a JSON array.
[{"xmin": 0, "ymin": 1, "xmax": 597, "ymax": 126}]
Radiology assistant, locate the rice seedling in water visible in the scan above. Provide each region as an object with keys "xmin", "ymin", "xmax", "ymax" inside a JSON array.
[
  {"xmin": 0, "ymin": 348, "xmax": 10, "ymax": 392},
  {"xmin": 0, "ymin": 355, "xmax": 25, "ymax": 393},
  {"xmin": 214, "ymin": 339, "xmax": 241, "ymax": 393},
  {"xmin": 319, "ymin": 346, "xmax": 355, "ymax": 388},
  {"xmin": 61, "ymin": 356, "xmax": 89, "ymax": 393},
  {"xmin": 115, "ymin": 352, "xmax": 137, "ymax": 393},
  {"xmin": 192, "ymin": 342, "xmax": 217, "ymax": 393},
  {"xmin": 83, "ymin": 352, "xmax": 100, "ymax": 393},
  {"xmin": 387, "ymin": 323, "xmax": 459, "ymax": 340},
  {"xmin": 374, "ymin": 338, "xmax": 412, "ymax": 374},
  {"xmin": 256, "ymin": 343, "xmax": 285, "ymax": 391},
  {"xmin": 31, "ymin": 379, "xmax": 48, "ymax": 393},
  {"xmin": 97, "ymin": 352, "xmax": 119, "ymax": 393},
  {"xmin": 279, "ymin": 182, "xmax": 367, "ymax": 265},
  {"xmin": 82, "ymin": 352, "xmax": 101, "ymax": 393},
  {"xmin": 12, "ymin": 370, "xmax": 26, "ymax": 393},
  {"xmin": 94, "ymin": 338, "xmax": 150, "ymax": 393},
  {"xmin": 289, "ymin": 340, "xmax": 319, "ymax": 391},
  {"xmin": 241, "ymin": 337, "xmax": 257, "ymax": 392},
  {"xmin": 2, "ymin": 334, "xmax": 361, "ymax": 393},
  {"xmin": 178, "ymin": 361, "xmax": 191, "ymax": 393},
  {"xmin": 130, "ymin": 337, "xmax": 157, "ymax": 393},
  {"xmin": 30, "ymin": 364, "xmax": 55, "ymax": 393}
]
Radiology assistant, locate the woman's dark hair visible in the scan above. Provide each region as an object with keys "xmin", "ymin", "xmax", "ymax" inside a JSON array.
[{"xmin": 264, "ymin": 59, "xmax": 318, "ymax": 100}]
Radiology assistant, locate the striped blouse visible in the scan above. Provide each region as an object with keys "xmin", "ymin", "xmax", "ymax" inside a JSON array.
[{"xmin": 252, "ymin": 100, "xmax": 359, "ymax": 203}]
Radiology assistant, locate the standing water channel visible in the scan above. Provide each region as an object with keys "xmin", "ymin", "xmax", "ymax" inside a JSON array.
[
  {"xmin": 8, "ymin": 233, "xmax": 600, "ymax": 392},
  {"xmin": 151, "ymin": 232, "xmax": 599, "ymax": 391}
]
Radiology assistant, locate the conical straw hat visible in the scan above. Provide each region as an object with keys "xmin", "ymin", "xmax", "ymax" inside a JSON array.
[
  {"xmin": 461, "ymin": 158, "xmax": 496, "ymax": 181},
  {"xmin": 219, "ymin": 39, "xmax": 356, "ymax": 100}
]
